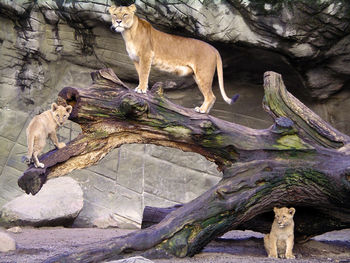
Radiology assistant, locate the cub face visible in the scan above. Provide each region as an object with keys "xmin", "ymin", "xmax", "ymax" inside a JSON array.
[
  {"xmin": 109, "ymin": 4, "xmax": 137, "ymax": 33},
  {"xmin": 51, "ymin": 103, "xmax": 72, "ymax": 126},
  {"xmin": 273, "ymin": 207, "xmax": 295, "ymax": 228}
]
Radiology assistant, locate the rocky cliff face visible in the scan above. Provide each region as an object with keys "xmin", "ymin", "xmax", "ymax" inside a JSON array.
[{"xmin": 0, "ymin": 0, "xmax": 349, "ymax": 228}]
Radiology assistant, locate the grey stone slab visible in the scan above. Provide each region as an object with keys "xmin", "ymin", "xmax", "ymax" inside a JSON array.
[
  {"xmin": 143, "ymin": 192, "xmax": 180, "ymax": 209},
  {"xmin": 121, "ymin": 144, "xmax": 146, "ymax": 154},
  {"xmin": 88, "ymin": 148, "xmax": 118, "ymax": 180},
  {"xmin": 185, "ymin": 172, "xmax": 220, "ymax": 202},
  {"xmin": 144, "ymin": 156, "xmax": 188, "ymax": 203},
  {"xmin": 144, "ymin": 156, "xmax": 220, "ymax": 204},
  {"xmin": 72, "ymin": 169, "xmax": 142, "ymax": 224},
  {"xmin": 70, "ymin": 169, "xmax": 116, "ymax": 208},
  {"xmin": 0, "ymin": 166, "xmax": 24, "ymax": 207},
  {"xmin": 0, "ymin": 137, "xmax": 14, "ymax": 167},
  {"xmin": 0, "ymin": 109, "xmax": 28, "ymax": 142},
  {"xmin": 145, "ymin": 145, "xmax": 221, "ymax": 176},
  {"xmin": 6, "ymin": 143, "xmax": 28, "ymax": 172},
  {"xmin": 112, "ymin": 184, "xmax": 143, "ymax": 224},
  {"xmin": 116, "ymin": 145, "xmax": 144, "ymax": 193}
]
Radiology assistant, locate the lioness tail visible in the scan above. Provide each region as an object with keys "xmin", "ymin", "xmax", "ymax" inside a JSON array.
[{"xmin": 216, "ymin": 51, "xmax": 239, "ymax": 105}]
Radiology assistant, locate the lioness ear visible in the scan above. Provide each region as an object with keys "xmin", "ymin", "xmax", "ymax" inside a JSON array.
[
  {"xmin": 129, "ymin": 4, "xmax": 136, "ymax": 12},
  {"xmin": 66, "ymin": 105, "xmax": 73, "ymax": 114},
  {"xmin": 51, "ymin": 103, "xmax": 58, "ymax": 112},
  {"xmin": 108, "ymin": 5, "xmax": 117, "ymax": 14},
  {"xmin": 289, "ymin": 207, "xmax": 296, "ymax": 216}
]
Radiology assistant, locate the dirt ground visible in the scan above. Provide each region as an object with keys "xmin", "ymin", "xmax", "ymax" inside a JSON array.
[{"xmin": 0, "ymin": 227, "xmax": 349, "ymax": 263}]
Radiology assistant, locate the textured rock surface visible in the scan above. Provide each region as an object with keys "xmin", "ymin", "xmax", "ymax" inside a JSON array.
[
  {"xmin": 0, "ymin": 177, "xmax": 83, "ymax": 227},
  {"xmin": 0, "ymin": 0, "xmax": 350, "ymax": 228}
]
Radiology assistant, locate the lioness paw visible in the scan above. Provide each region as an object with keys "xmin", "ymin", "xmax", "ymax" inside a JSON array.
[
  {"xmin": 135, "ymin": 86, "xmax": 147, "ymax": 94},
  {"xmin": 194, "ymin": 106, "xmax": 206, "ymax": 114}
]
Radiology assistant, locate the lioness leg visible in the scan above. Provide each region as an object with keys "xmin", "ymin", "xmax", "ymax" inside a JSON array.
[
  {"xmin": 193, "ymin": 69, "xmax": 216, "ymax": 114},
  {"xmin": 133, "ymin": 61, "xmax": 140, "ymax": 76},
  {"xmin": 135, "ymin": 54, "xmax": 153, "ymax": 94}
]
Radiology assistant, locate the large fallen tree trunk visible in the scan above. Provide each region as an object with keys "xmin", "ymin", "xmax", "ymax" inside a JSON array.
[{"xmin": 18, "ymin": 69, "xmax": 350, "ymax": 262}]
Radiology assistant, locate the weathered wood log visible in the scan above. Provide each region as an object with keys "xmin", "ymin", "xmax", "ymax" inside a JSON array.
[{"xmin": 17, "ymin": 68, "xmax": 350, "ymax": 262}]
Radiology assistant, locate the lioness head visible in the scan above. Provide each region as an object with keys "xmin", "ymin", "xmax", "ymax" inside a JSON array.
[
  {"xmin": 51, "ymin": 103, "xmax": 72, "ymax": 126},
  {"xmin": 109, "ymin": 4, "xmax": 137, "ymax": 33},
  {"xmin": 273, "ymin": 207, "xmax": 295, "ymax": 228}
]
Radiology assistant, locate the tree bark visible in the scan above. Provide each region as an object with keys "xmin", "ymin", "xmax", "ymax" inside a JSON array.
[{"xmin": 17, "ymin": 68, "xmax": 350, "ymax": 262}]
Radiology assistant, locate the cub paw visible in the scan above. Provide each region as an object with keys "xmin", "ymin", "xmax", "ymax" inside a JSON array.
[
  {"xmin": 268, "ymin": 254, "xmax": 278, "ymax": 258},
  {"xmin": 22, "ymin": 156, "xmax": 31, "ymax": 165},
  {"xmin": 57, "ymin": 142, "xmax": 66, "ymax": 149},
  {"xmin": 135, "ymin": 86, "xmax": 147, "ymax": 94},
  {"xmin": 286, "ymin": 254, "xmax": 295, "ymax": 259},
  {"xmin": 35, "ymin": 162, "xmax": 45, "ymax": 168}
]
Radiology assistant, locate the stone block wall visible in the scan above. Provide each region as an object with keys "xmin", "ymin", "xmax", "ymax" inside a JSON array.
[{"xmin": 70, "ymin": 144, "xmax": 222, "ymax": 228}]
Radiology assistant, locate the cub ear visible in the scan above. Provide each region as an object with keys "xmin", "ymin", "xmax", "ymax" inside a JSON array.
[
  {"xmin": 128, "ymin": 4, "xmax": 136, "ymax": 12},
  {"xmin": 273, "ymin": 207, "xmax": 279, "ymax": 214},
  {"xmin": 51, "ymin": 103, "xmax": 58, "ymax": 112},
  {"xmin": 289, "ymin": 207, "xmax": 296, "ymax": 216},
  {"xmin": 108, "ymin": 5, "xmax": 117, "ymax": 14},
  {"xmin": 66, "ymin": 105, "xmax": 73, "ymax": 114}
]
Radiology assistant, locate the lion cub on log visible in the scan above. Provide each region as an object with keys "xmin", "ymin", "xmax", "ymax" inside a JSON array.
[
  {"xmin": 25, "ymin": 103, "xmax": 72, "ymax": 168},
  {"xmin": 264, "ymin": 207, "xmax": 296, "ymax": 259},
  {"xmin": 108, "ymin": 4, "xmax": 238, "ymax": 114}
]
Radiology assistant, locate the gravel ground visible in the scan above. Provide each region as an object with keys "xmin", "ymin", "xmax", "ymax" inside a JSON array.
[{"xmin": 0, "ymin": 227, "xmax": 349, "ymax": 263}]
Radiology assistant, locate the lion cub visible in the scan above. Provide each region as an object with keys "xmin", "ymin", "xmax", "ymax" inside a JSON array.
[
  {"xmin": 25, "ymin": 103, "xmax": 72, "ymax": 168},
  {"xmin": 108, "ymin": 4, "xmax": 238, "ymax": 114},
  {"xmin": 264, "ymin": 207, "xmax": 296, "ymax": 259}
]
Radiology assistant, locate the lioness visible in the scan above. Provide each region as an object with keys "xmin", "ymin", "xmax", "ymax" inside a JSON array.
[
  {"xmin": 108, "ymin": 4, "xmax": 238, "ymax": 114},
  {"xmin": 264, "ymin": 207, "xmax": 296, "ymax": 259},
  {"xmin": 25, "ymin": 103, "xmax": 72, "ymax": 168}
]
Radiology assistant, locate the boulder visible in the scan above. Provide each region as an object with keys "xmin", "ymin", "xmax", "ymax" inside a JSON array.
[
  {"xmin": 0, "ymin": 177, "xmax": 83, "ymax": 227},
  {"xmin": 0, "ymin": 231, "xmax": 16, "ymax": 252}
]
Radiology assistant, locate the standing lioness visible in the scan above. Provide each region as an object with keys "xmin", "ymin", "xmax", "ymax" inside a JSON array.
[{"xmin": 109, "ymin": 4, "xmax": 238, "ymax": 114}]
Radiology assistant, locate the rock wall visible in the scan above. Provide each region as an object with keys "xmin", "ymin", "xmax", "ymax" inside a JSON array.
[{"xmin": 0, "ymin": 0, "xmax": 350, "ymax": 228}]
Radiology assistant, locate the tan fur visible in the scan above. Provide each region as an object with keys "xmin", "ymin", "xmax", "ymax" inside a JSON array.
[
  {"xmin": 25, "ymin": 103, "xmax": 72, "ymax": 168},
  {"xmin": 108, "ymin": 4, "xmax": 236, "ymax": 114},
  {"xmin": 264, "ymin": 207, "xmax": 296, "ymax": 259}
]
